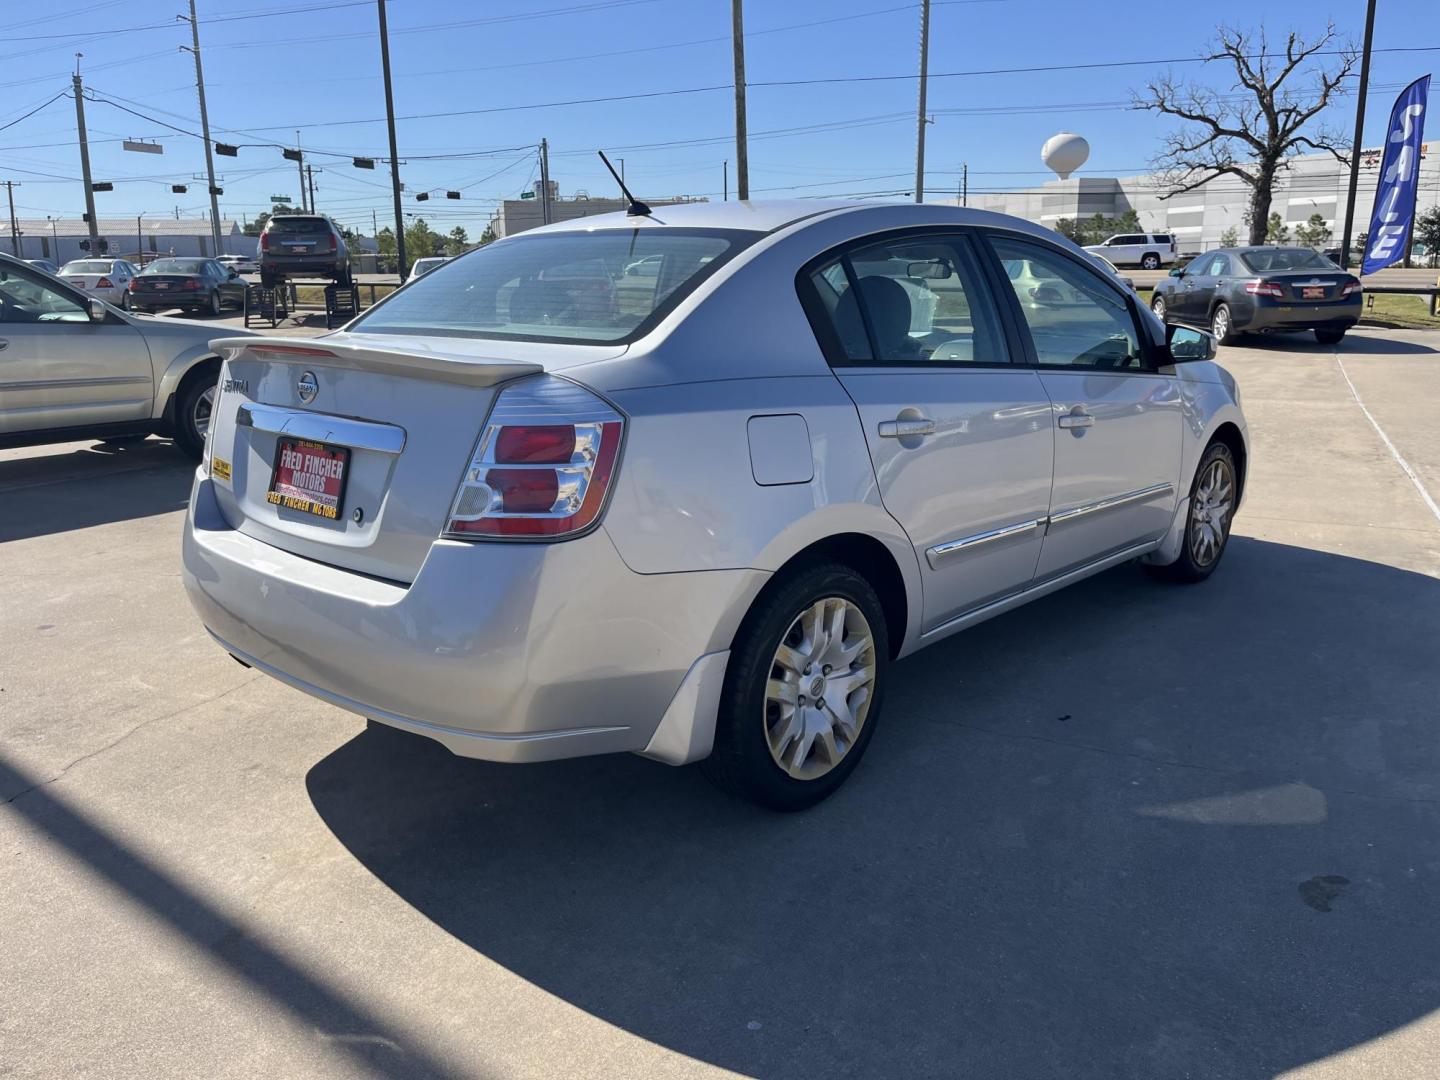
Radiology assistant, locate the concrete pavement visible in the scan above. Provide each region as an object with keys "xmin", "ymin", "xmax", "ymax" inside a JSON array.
[{"xmin": 2, "ymin": 329, "xmax": 1439, "ymax": 1079}]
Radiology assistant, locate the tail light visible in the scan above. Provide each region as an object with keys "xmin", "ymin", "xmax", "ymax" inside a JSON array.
[
  {"xmin": 260, "ymin": 232, "xmax": 270, "ymax": 252},
  {"xmin": 129, "ymin": 278, "xmax": 139, "ymax": 291},
  {"xmin": 182, "ymin": 279, "xmax": 200, "ymax": 290},
  {"xmin": 96, "ymin": 276, "xmax": 113, "ymax": 289},
  {"xmin": 1245, "ymin": 280, "xmax": 1284, "ymax": 298},
  {"xmin": 1341, "ymin": 280, "xmax": 1361, "ymax": 297},
  {"xmin": 444, "ymin": 376, "xmax": 624, "ymax": 540},
  {"xmin": 328, "ymin": 234, "xmax": 337, "ymax": 253}
]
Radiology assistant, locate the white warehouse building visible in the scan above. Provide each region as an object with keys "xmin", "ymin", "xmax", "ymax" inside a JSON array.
[
  {"xmin": 957, "ymin": 142, "xmax": 1437, "ymax": 254},
  {"xmin": 1, "ymin": 217, "xmax": 255, "ymax": 265}
]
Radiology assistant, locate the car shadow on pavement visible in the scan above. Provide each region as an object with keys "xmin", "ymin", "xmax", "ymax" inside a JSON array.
[
  {"xmin": 1242, "ymin": 330, "xmax": 1439, "ymax": 354},
  {"xmin": 307, "ymin": 538, "xmax": 1440, "ymax": 1080},
  {"xmin": 0, "ymin": 440, "xmax": 194, "ymax": 543}
]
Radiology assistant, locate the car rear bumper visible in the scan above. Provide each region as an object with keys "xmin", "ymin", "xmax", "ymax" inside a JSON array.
[
  {"xmin": 1236, "ymin": 297, "xmax": 1362, "ymax": 331},
  {"xmin": 181, "ymin": 473, "xmax": 764, "ymax": 762},
  {"xmin": 260, "ymin": 256, "xmax": 345, "ymax": 278}
]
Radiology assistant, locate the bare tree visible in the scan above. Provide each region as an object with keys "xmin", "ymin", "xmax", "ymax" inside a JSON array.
[{"xmin": 1134, "ymin": 24, "xmax": 1357, "ymax": 245}]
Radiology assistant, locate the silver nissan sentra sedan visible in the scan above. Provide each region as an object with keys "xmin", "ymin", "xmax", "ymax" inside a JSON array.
[{"xmin": 182, "ymin": 201, "xmax": 1247, "ymax": 810}]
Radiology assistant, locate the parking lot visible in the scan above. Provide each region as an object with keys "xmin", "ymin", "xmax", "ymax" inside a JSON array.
[{"xmin": 2, "ymin": 328, "xmax": 1439, "ymax": 1078}]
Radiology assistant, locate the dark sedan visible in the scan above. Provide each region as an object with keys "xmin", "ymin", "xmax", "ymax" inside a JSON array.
[
  {"xmin": 129, "ymin": 257, "xmax": 246, "ymax": 316},
  {"xmin": 1150, "ymin": 246, "xmax": 1361, "ymax": 346}
]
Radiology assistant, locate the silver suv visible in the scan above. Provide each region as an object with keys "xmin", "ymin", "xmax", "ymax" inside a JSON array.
[
  {"xmin": 1083, "ymin": 232, "xmax": 1177, "ymax": 269},
  {"xmin": 0, "ymin": 253, "xmax": 253, "ymax": 457},
  {"xmin": 183, "ymin": 202, "xmax": 1246, "ymax": 809}
]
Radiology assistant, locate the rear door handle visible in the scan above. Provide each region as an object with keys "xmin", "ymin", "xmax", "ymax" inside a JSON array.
[
  {"xmin": 1057, "ymin": 412, "xmax": 1094, "ymax": 429},
  {"xmin": 878, "ymin": 418, "xmax": 936, "ymax": 438}
]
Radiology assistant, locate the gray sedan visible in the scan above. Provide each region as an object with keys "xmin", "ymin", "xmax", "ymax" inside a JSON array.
[
  {"xmin": 183, "ymin": 201, "xmax": 1247, "ymax": 809},
  {"xmin": 0, "ymin": 253, "xmax": 253, "ymax": 457}
]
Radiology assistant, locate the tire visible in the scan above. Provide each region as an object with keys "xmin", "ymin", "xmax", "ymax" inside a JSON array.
[
  {"xmin": 1146, "ymin": 440, "xmax": 1237, "ymax": 584},
  {"xmin": 208, "ymin": 290, "xmax": 222, "ymax": 317},
  {"xmin": 703, "ymin": 561, "xmax": 890, "ymax": 811},
  {"xmin": 1211, "ymin": 302, "xmax": 1236, "ymax": 345},
  {"xmin": 1151, "ymin": 294, "xmax": 1168, "ymax": 323},
  {"xmin": 120, "ymin": 292, "xmax": 131, "ymax": 311},
  {"xmin": 260, "ymin": 273, "xmax": 278, "ymax": 290},
  {"xmin": 173, "ymin": 373, "xmax": 217, "ymax": 459},
  {"xmin": 1141, "ymin": 253, "xmax": 1161, "ymax": 270},
  {"xmin": 1315, "ymin": 327, "xmax": 1346, "ymax": 345}
]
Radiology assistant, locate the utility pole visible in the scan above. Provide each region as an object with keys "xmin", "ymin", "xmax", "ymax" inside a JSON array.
[
  {"xmin": 962, "ymin": 162, "xmax": 968, "ymax": 207},
  {"xmin": 731, "ymin": 0, "xmax": 749, "ymax": 199},
  {"xmin": 539, "ymin": 138, "xmax": 552, "ymax": 225},
  {"xmin": 914, "ymin": 0, "xmax": 931, "ymax": 203},
  {"xmin": 377, "ymin": 0, "xmax": 407, "ymax": 278},
  {"xmin": 723, "ymin": 160, "xmax": 728, "ymax": 201},
  {"xmin": 372, "ymin": 207, "xmax": 378, "ymax": 236},
  {"xmin": 4, "ymin": 181, "xmax": 20, "ymax": 258},
  {"xmin": 73, "ymin": 61, "xmax": 99, "ymax": 247},
  {"xmin": 136, "ymin": 213, "xmax": 144, "ymax": 261},
  {"xmin": 306, "ymin": 163, "xmax": 317, "ymax": 211},
  {"xmin": 1341, "ymin": 0, "xmax": 1377, "ymax": 271},
  {"xmin": 182, "ymin": 0, "xmax": 222, "ymax": 253},
  {"xmin": 618, "ymin": 157, "xmax": 625, "ymax": 185}
]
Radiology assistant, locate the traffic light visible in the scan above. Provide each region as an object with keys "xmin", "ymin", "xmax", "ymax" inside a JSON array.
[
  {"xmin": 353, "ymin": 157, "xmax": 375, "ymax": 170},
  {"xmin": 415, "ymin": 192, "xmax": 430, "ymax": 202},
  {"xmin": 446, "ymin": 191, "xmax": 460, "ymax": 200},
  {"xmin": 282, "ymin": 148, "xmax": 302, "ymax": 162},
  {"xmin": 215, "ymin": 143, "xmax": 239, "ymax": 157},
  {"xmin": 209, "ymin": 185, "xmax": 224, "ymax": 196},
  {"xmin": 91, "ymin": 182, "xmax": 114, "ymax": 192},
  {"xmin": 172, "ymin": 184, "xmax": 187, "ymax": 194},
  {"xmin": 98, "ymin": 239, "xmax": 109, "ymax": 254}
]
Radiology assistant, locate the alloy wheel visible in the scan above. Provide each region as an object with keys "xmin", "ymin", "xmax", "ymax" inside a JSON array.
[
  {"xmin": 1152, "ymin": 296, "xmax": 1166, "ymax": 322},
  {"xmin": 193, "ymin": 385, "xmax": 216, "ymax": 442},
  {"xmin": 1189, "ymin": 456, "xmax": 1234, "ymax": 566},
  {"xmin": 764, "ymin": 596, "xmax": 877, "ymax": 781},
  {"xmin": 1212, "ymin": 306, "xmax": 1230, "ymax": 341}
]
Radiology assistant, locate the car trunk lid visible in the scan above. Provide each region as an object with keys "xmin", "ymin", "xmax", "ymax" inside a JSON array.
[{"xmin": 204, "ymin": 333, "xmax": 622, "ymax": 583}]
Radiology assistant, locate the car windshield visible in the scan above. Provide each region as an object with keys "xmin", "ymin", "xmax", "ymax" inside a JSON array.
[
  {"xmin": 64, "ymin": 261, "xmax": 114, "ymax": 273},
  {"xmin": 1240, "ymin": 248, "xmax": 1339, "ymax": 272},
  {"xmin": 352, "ymin": 228, "xmax": 750, "ymax": 343},
  {"xmin": 144, "ymin": 259, "xmax": 205, "ymax": 275},
  {"xmin": 269, "ymin": 217, "xmax": 329, "ymax": 235}
]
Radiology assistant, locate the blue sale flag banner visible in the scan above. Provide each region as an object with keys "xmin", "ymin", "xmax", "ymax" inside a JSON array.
[{"xmin": 1362, "ymin": 75, "xmax": 1430, "ymax": 275}]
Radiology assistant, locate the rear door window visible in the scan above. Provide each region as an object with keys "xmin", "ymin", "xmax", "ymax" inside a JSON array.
[{"xmin": 801, "ymin": 233, "xmax": 1008, "ymax": 366}]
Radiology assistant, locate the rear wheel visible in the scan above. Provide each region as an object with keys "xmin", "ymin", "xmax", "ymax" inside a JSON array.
[
  {"xmin": 1315, "ymin": 327, "xmax": 1346, "ymax": 345},
  {"xmin": 1146, "ymin": 441, "xmax": 1237, "ymax": 584},
  {"xmin": 1141, "ymin": 253, "xmax": 1161, "ymax": 270},
  {"xmin": 208, "ymin": 289, "xmax": 222, "ymax": 317},
  {"xmin": 174, "ymin": 375, "xmax": 217, "ymax": 459},
  {"xmin": 120, "ymin": 292, "xmax": 131, "ymax": 311},
  {"xmin": 1211, "ymin": 303, "xmax": 1236, "ymax": 345},
  {"xmin": 703, "ymin": 561, "xmax": 889, "ymax": 811}
]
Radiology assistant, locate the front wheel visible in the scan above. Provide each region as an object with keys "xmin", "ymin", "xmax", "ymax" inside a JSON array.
[
  {"xmin": 1315, "ymin": 327, "xmax": 1346, "ymax": 345},
  {"xmin": 174, "ymin": 376, "xmax": 217, "ymax": 459},
  {"xmin": 1211, "ymin": 302, "xmax": 1236, "ymax": 345},
  {"xmin": 1141, "ymin": 253, "xmax": 1161, "ymax": 270},
  {"xmin": 1146, "ymin": 441, "xmax": 1237, "ymax": 584},
  {"xmin": 1151, "ymin": 294, "xmax": 1168, "ymax": 323},
  {"xmin": 703, "ymin": 561, "xmax": 890, "ymax": 811}
]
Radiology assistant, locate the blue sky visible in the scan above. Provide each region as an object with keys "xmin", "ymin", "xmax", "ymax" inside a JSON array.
[{"xmin": 1, "ymin": 0, "xmax": 1435, "ymax": 237}]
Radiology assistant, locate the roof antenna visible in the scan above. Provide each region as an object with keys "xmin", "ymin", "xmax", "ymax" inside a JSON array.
[{"xmin": 597, "ymin": 150, "xmax": 650, "ymax": 217}]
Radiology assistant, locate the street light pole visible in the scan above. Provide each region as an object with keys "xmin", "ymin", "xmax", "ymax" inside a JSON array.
[
  {"xmin": 182, "ymin": 0, "xmax": 222, "ymax": 254},
  {"xmin": 4, "ymin": 180, "xmax": 20, "ymax": 258},
  {"xmin": 377, "ymin": 0, "xmax": 407, "ymax": 278},
  {"xmin": 1340, "ymin": 0, "xmax": 1377, "ymax": 271}
]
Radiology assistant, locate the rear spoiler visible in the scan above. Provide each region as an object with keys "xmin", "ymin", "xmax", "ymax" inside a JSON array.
[{"xmin": 210, "ymin": 336, "xmax": 543, "ymax": 388}]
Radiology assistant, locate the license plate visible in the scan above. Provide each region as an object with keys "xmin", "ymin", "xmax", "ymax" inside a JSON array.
[
  {"xmin": 266, "ymin": 437, "xmax": 350, "ymax": 520},
  {"xmin": 1302, "ymin": 287, "xmax": 1326, "ymax": 299},
  {"xmin": 289, "ymin": 245, "xmax": 310, "ymax": 254},
  {"xmin": 154, "ymin": 282, "xmax": 170, "ymax": 290}
]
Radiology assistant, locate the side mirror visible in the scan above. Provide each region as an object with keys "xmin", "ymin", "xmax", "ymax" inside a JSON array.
[
  {"xmin": 1167, "ymin": 324, "xmax": 1216, "ymax": 363},
  {"xmin": 229, "ymin": 269, "xmax": 241, "ymax": 279},
  {"xmin": 87, "ymin": 298, "xmax": 107, "ymax": 323},
  {"xmin": 1168, "ymin": 266, "xmax": 1185, "ymax": 278}
]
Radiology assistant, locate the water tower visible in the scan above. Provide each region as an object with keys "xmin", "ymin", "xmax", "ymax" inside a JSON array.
[{"xmin": 1041, "ymin": 133, "xmax": 1090, "ymax": 180}]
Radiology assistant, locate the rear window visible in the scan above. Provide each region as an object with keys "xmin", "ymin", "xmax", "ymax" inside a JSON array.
[
  {"xmin": 1239, "ymin": 249, "xmax": 1337, "ymax": 273},
  {"xmin": 351, "ymin": 228, "xmax": 753, "ymax": 344},
  {"xmin": 268, "ymin": 217, "xmax": 331, "ymax": 235},
  {"xmin": 144, "ymin": 259, "xmax": 206, "ymax": 274},
  {"xmin": 64, "ymin": 261, "xmax": 114, "ymax": 273}
]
